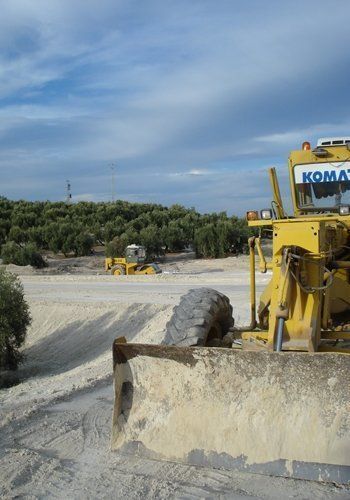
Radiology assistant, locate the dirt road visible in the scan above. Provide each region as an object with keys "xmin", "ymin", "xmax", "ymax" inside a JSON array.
[{"xmin": 0, "ymin": 266, "xmax": 349, "ymax": 499}]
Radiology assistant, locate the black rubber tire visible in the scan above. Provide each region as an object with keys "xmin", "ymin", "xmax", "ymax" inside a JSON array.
[
  {"xmin": 164, "ymin": 287, "xmax": 234, "ymax": 347},
  {"xmin": 111, "ymin": 265, "xmax": 126, "ymax": 276}
]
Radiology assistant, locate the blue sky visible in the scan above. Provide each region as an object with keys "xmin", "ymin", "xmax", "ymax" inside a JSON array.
[{"xmin": 1, "ymin": 0, "xmax": 350, "ymax": 215}]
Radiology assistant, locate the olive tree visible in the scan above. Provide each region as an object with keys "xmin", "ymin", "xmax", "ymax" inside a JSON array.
[
  {"xmin": 0, "ymin": 270, "xmax": 31, "ymax": 371},
  {"xmin": 1, "ymin": 241, "xmax": 47, "ymax": 268}
]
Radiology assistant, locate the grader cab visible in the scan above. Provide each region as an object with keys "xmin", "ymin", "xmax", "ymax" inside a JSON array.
[{"xmin": 111, "ymin": 139, "xmax": 350, "ymax": 483}]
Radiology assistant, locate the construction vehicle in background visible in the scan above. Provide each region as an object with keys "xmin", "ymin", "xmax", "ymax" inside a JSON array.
[
  {"xmin": 105, "ymin": 244, "xmax": 161, "ymax": 276},
  {"xmin": 111, "ymin": 138, "xmax": 350, "ymax": 483}
]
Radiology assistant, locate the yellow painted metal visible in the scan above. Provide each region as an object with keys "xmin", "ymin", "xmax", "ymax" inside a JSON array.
[
  {"xmin": 246, "ymin": 218, "xmax": 350, "ymax": 351},
  {"xmin": 248, "ymin": 238, "xmax": 257, "ymax": 329},
  {"xmin": 318, "ymin": 345, "xmax": 350, "ymax": 354},
  {"xmin": 105, "ymin": 257, "xmax": 157, "ymax": 276},
  {"xmin": 257, "ymin": 279, "xmax": 272, "ymax": 329},
  {"xmin": 268, "ymin": 167, "xmax": 286, "ymax": 219},
  {"xmin": 270, "ymin": 220, "xmax": 323, "ymax": 351},
  {"xmin": 246, "ymin": 143, "xmax": 350, "ymax": 352},
  {"xmin": 251, "ymin": 215, "xmax": 350, "ymax": 225},
  {"xmin": 321, "ymin": 331, "xmax": 350, "ymax": 340},
  {"xmin": 255, "ymin": 237, "xmax": 271, "ymax": 272},
  {"xmin": 136, "ymin": 265, "xmax": 158, "ymax": 275},
  {"xmin": 104, "ymin": 256, "xmax": 115, "ymax": 271},
  {"xmin": 247, "ymin": 219, "xmax": 273, "ymax": 228}
]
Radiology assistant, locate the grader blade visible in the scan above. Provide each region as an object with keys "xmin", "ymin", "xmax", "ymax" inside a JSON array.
[{"xmin": 112, "ymin": 342, "xmax": 350, "ymax": 484}]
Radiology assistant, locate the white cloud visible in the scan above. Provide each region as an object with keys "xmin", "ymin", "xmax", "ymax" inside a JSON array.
[
  {"xmin": 188, "ymin": 169, "xmax": 210, "ymax": 176},
  {"xmin": 255, "ymin": 121, "xmax": 350, "ymax": 149},
  {"xmin": 168, "ymin": 169, "xmax": 212, "ymax": 177},
  {"xmin": 1, "ymin": 1, "xmax": 350, "ymax": 213}
]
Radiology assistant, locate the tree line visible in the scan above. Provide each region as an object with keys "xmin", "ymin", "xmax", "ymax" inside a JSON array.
[{"xmin": 0, "ymin": 197, "xmax": 254, "ymax": 266}]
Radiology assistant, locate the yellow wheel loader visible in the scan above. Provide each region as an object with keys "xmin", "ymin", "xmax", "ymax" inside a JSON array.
[
  {"xmin": 111, "ymin": 138, "xmax": 350, "ymax": 484},
  {"xmin": 105, "ymin": 244, "xmax": 161, "ymax": 276}
]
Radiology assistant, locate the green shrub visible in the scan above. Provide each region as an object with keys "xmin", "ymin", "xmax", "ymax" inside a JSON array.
[
  {"xmin": 105, "ymin": 236, "xmax": 128, "ymax": 257},
  {"xmin": 74, "ymin": 232, "xmax": 94, "ymax": 256},
  {"xmin": 194, "ymin": 219, "xmax": 254, "ymax": 258},
  {"xmin": 1, "ymin": 241, "xmax": 47, "ymax": 268},
  {"xmin": 0, "ymin": 269, "xmax": 31, "ymax": 370},
  {"xmin": 1, "ymin": 241, "xmax": 22, "ymax": 265},
  {"xmin": 22, "ymin": 244, "xmax": 47, "ymax": 268},
  {"xmin": 140, "ymin": 224, "xmax": 163, "ymax": 258},
  {"xmin": 194, "ymin": 223, "xmax": 226, "ymax": 258}
]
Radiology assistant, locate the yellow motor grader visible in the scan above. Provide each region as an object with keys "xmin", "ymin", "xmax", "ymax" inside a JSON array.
[
  {"xmin": 111, "ymin": 138, "xmax": 350, "ymax": 484},
  {"xmin": 105, "ymin": 244, "xmax": 161, "ymax": 276}
]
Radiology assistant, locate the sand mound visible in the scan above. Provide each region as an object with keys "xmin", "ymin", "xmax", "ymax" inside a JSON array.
[{"xmin": 0, "ymin": 300, "xmax": 172, "ymax": 427}]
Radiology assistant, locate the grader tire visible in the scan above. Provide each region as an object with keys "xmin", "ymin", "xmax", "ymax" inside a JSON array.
[
  {"xmin": 111, "ymin": 265, "xmax": 126, "ymax": 276},
  {"xmin": 164, "ymin": 287, "xmax": 233, "ymax": 347}
]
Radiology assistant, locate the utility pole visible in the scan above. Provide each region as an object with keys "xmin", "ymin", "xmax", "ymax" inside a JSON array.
[
  {"xmin": 66, "ymin": 179, "xmax": 72, "ymax": 204},
  {"xmin": 109, "ymin": 163, "xmax": 116, "ymax": 202}
]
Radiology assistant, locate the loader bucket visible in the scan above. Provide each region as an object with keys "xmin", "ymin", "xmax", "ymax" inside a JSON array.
[{"xmin": 111, "ymin": 342, "xmax": 350, "ymax": 484}]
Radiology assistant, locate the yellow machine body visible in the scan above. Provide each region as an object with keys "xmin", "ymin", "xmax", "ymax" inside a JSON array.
[
  {"xmin": 245, "ymin": 144, "xmax": 350, "ymax": 353},
  {"xmin": 105, "ymin": 245, "xmax": 161, "ymax": 276},
  {"xmin": 111, "ymin": 140, "xmax": 350, "ymax": 483},
  {"xmin": 105, "ymin": 257, "xmax": 158, "ymax": 276}
]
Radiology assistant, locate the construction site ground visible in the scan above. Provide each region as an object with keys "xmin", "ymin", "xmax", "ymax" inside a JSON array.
[{"xmin": 0, "ymin": 255, "xmax": 349, "ymax": 499}]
